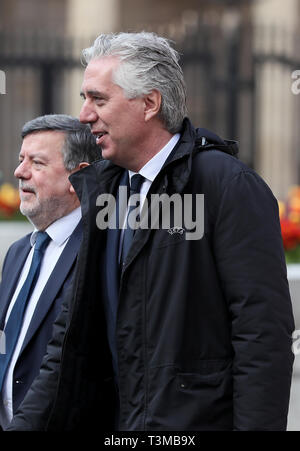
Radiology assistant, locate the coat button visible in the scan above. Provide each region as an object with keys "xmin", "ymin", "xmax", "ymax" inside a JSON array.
[{"xmin": 15, "ymin": 379, "xmax": 23, "ymax": 384}]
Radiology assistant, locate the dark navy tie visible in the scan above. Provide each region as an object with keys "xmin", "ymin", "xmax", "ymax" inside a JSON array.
[
  {"xmin": 120, "ymin": 174, "xmax": 144, "ymax": 266},
  {"xmin": 0, "ymin": 231, "xmax": 50, "ymax": 391}
]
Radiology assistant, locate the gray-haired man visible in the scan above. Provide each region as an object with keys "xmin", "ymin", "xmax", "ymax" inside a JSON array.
[{"xmin": 0, "ymin": 114, "xmax": 99, "ymax": 429}]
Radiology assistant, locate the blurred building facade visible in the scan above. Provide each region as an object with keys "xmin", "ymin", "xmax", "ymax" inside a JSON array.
[{"xmin": 0, "ymin": 0, "xmax": 299, "ymax": 200}]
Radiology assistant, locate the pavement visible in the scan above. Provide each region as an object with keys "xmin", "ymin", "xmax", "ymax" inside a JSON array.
[
  {"xmin": 288, "ymin": 371, "xmax": 300, "ymax": 430},
  {"xmin": 287, "ymin": 267, "xmax": 300, "ymax": 430}
]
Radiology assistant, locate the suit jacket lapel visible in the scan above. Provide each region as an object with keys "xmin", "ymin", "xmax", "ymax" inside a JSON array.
[
  {"xmin": 0, "ymin": 238, "xmax": 31, "ymax": 329},
  {"xmin": 20, "ymin": 221, "xmax": 82, "ymax": 353}
]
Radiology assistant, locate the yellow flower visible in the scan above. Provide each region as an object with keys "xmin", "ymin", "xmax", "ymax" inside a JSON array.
[
  {"xmin": 0, "ymin": 183, "xmax": 20, "ymax": 210},
  {"xmin": 278, "ymin": 200, "xmax": 285, "ymax": 219}
]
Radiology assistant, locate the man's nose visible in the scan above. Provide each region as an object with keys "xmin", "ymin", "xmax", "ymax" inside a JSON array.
[
  {"xmin": 14, "ymin": 160, "xmax": 30, "ymax": 179},
  {"xmin": 79, "ymin": 101, "xmax": 98, "ymax": 125}
]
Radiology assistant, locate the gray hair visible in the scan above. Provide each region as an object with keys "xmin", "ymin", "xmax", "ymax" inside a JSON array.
[
  {"xmin": 82, "ymin": 32, "xmax": 187, "ymax": 134},
  {"xmin": 22, "ymin": 114, "xmax": 100, "ymax": 171}
]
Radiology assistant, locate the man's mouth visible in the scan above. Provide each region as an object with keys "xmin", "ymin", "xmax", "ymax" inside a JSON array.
[
  {"xmin": 20, "ymin": 185, "xmax": 35, "ymax": 195},
  {"xmin": 94, "ymin": 131, "xmax": 108, "ymax": 145}
]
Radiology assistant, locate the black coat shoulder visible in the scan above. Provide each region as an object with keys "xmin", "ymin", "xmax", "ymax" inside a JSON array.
[{"xmin": 191, "ymin": 148, "xmax": 277, "ymax": 202}]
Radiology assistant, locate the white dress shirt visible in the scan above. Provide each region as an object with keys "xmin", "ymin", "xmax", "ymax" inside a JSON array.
[
  {"xmin": 129, "ymin": 133, "xmax": 180, "ymax": 204},
  {"xmin": 0, "ymin": 206, "xmax": 81, "ymax": 428},
  {"xmin": 118, "ymin": 133, "xmax": 180, "ymax": 260}
]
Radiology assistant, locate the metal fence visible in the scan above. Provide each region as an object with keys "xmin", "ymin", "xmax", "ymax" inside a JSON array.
[
  {"xmin": 0, "ymin": 32, "xmax": 91, "ymax": 184},
  {"xmin": 0, "ymin": 25, "xmax": 300, "ymax": 191}
]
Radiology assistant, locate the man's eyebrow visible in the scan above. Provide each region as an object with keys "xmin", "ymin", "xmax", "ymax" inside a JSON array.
[
  {"xmin": 31, "ymin": 152, "xmax": 49, "ymax": 160},
  {"xmin": 80, "ymin": 89, "xmax": 107, "ymax": 99},
  {"xmin": 19, "ymin": 152, "xmax": 49, "ymax": 162}
]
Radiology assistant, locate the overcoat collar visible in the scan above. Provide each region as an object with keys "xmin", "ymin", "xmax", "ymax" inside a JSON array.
[
  {"xmin": 69, "ymin": 119, "xmax": 197, "ymax": 276},
  {"xmin": 69, "ymin": 118, "xmax": 238, "ymax": 277}
]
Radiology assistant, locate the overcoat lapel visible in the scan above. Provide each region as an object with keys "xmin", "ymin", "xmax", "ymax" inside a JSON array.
[
  {"xmin": 105, "ymin": 170, "xmax": 128, "ymax": 305},
  {"xmin": 20, "ymin": 221, "xmax": 82, "ymax": 354},
  {"xmin": 121, "ymin": 136, "xmax": 194, "ymax": 275}
]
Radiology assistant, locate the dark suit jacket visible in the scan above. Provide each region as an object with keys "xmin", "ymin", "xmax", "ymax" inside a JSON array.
[{"xmin": 0, "ymin": 220, "xmax": 82, "ymax": 414}]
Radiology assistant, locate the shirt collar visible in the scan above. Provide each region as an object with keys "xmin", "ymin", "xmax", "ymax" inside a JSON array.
[
  {"xmin": 129, "ymin": 133, "xmax": 180, "ymax": 183},
  {"xmin": 30, "ymin": 206, "xmax": 82, "ymax": 247}
]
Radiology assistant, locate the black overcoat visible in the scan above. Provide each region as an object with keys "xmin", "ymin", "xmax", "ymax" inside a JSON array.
[{"xmin": 8, "ymin": 119, "xmax": 295, "ymax": 431}]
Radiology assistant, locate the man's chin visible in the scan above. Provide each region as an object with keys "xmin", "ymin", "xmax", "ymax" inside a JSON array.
[
  {"xmin": 20, "ymin": 204, "xmax": 38, "ymax": 220},
  {"xmin": 101, "ymin": 147, "xmax": 117, "ymax": 161},
  {"xmin": 101, "ymin": 149, "xmax": 110, "ymax": 160},
  {"xmin": 101, "ymin": 150, "xmax": 126, "ymax": 168}
]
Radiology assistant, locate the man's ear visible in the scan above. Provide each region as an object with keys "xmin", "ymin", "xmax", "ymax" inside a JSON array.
[
  {"xmin": 69, "ymin": 162, "xmax": 90, "ymax": 194},
  {"xmin": 78, "ymin": 162, "xmax": 90, "ymax": 170},
  {"xmin": 143, "ymin": 89, "xmax": 162, "ymax": 122}
]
